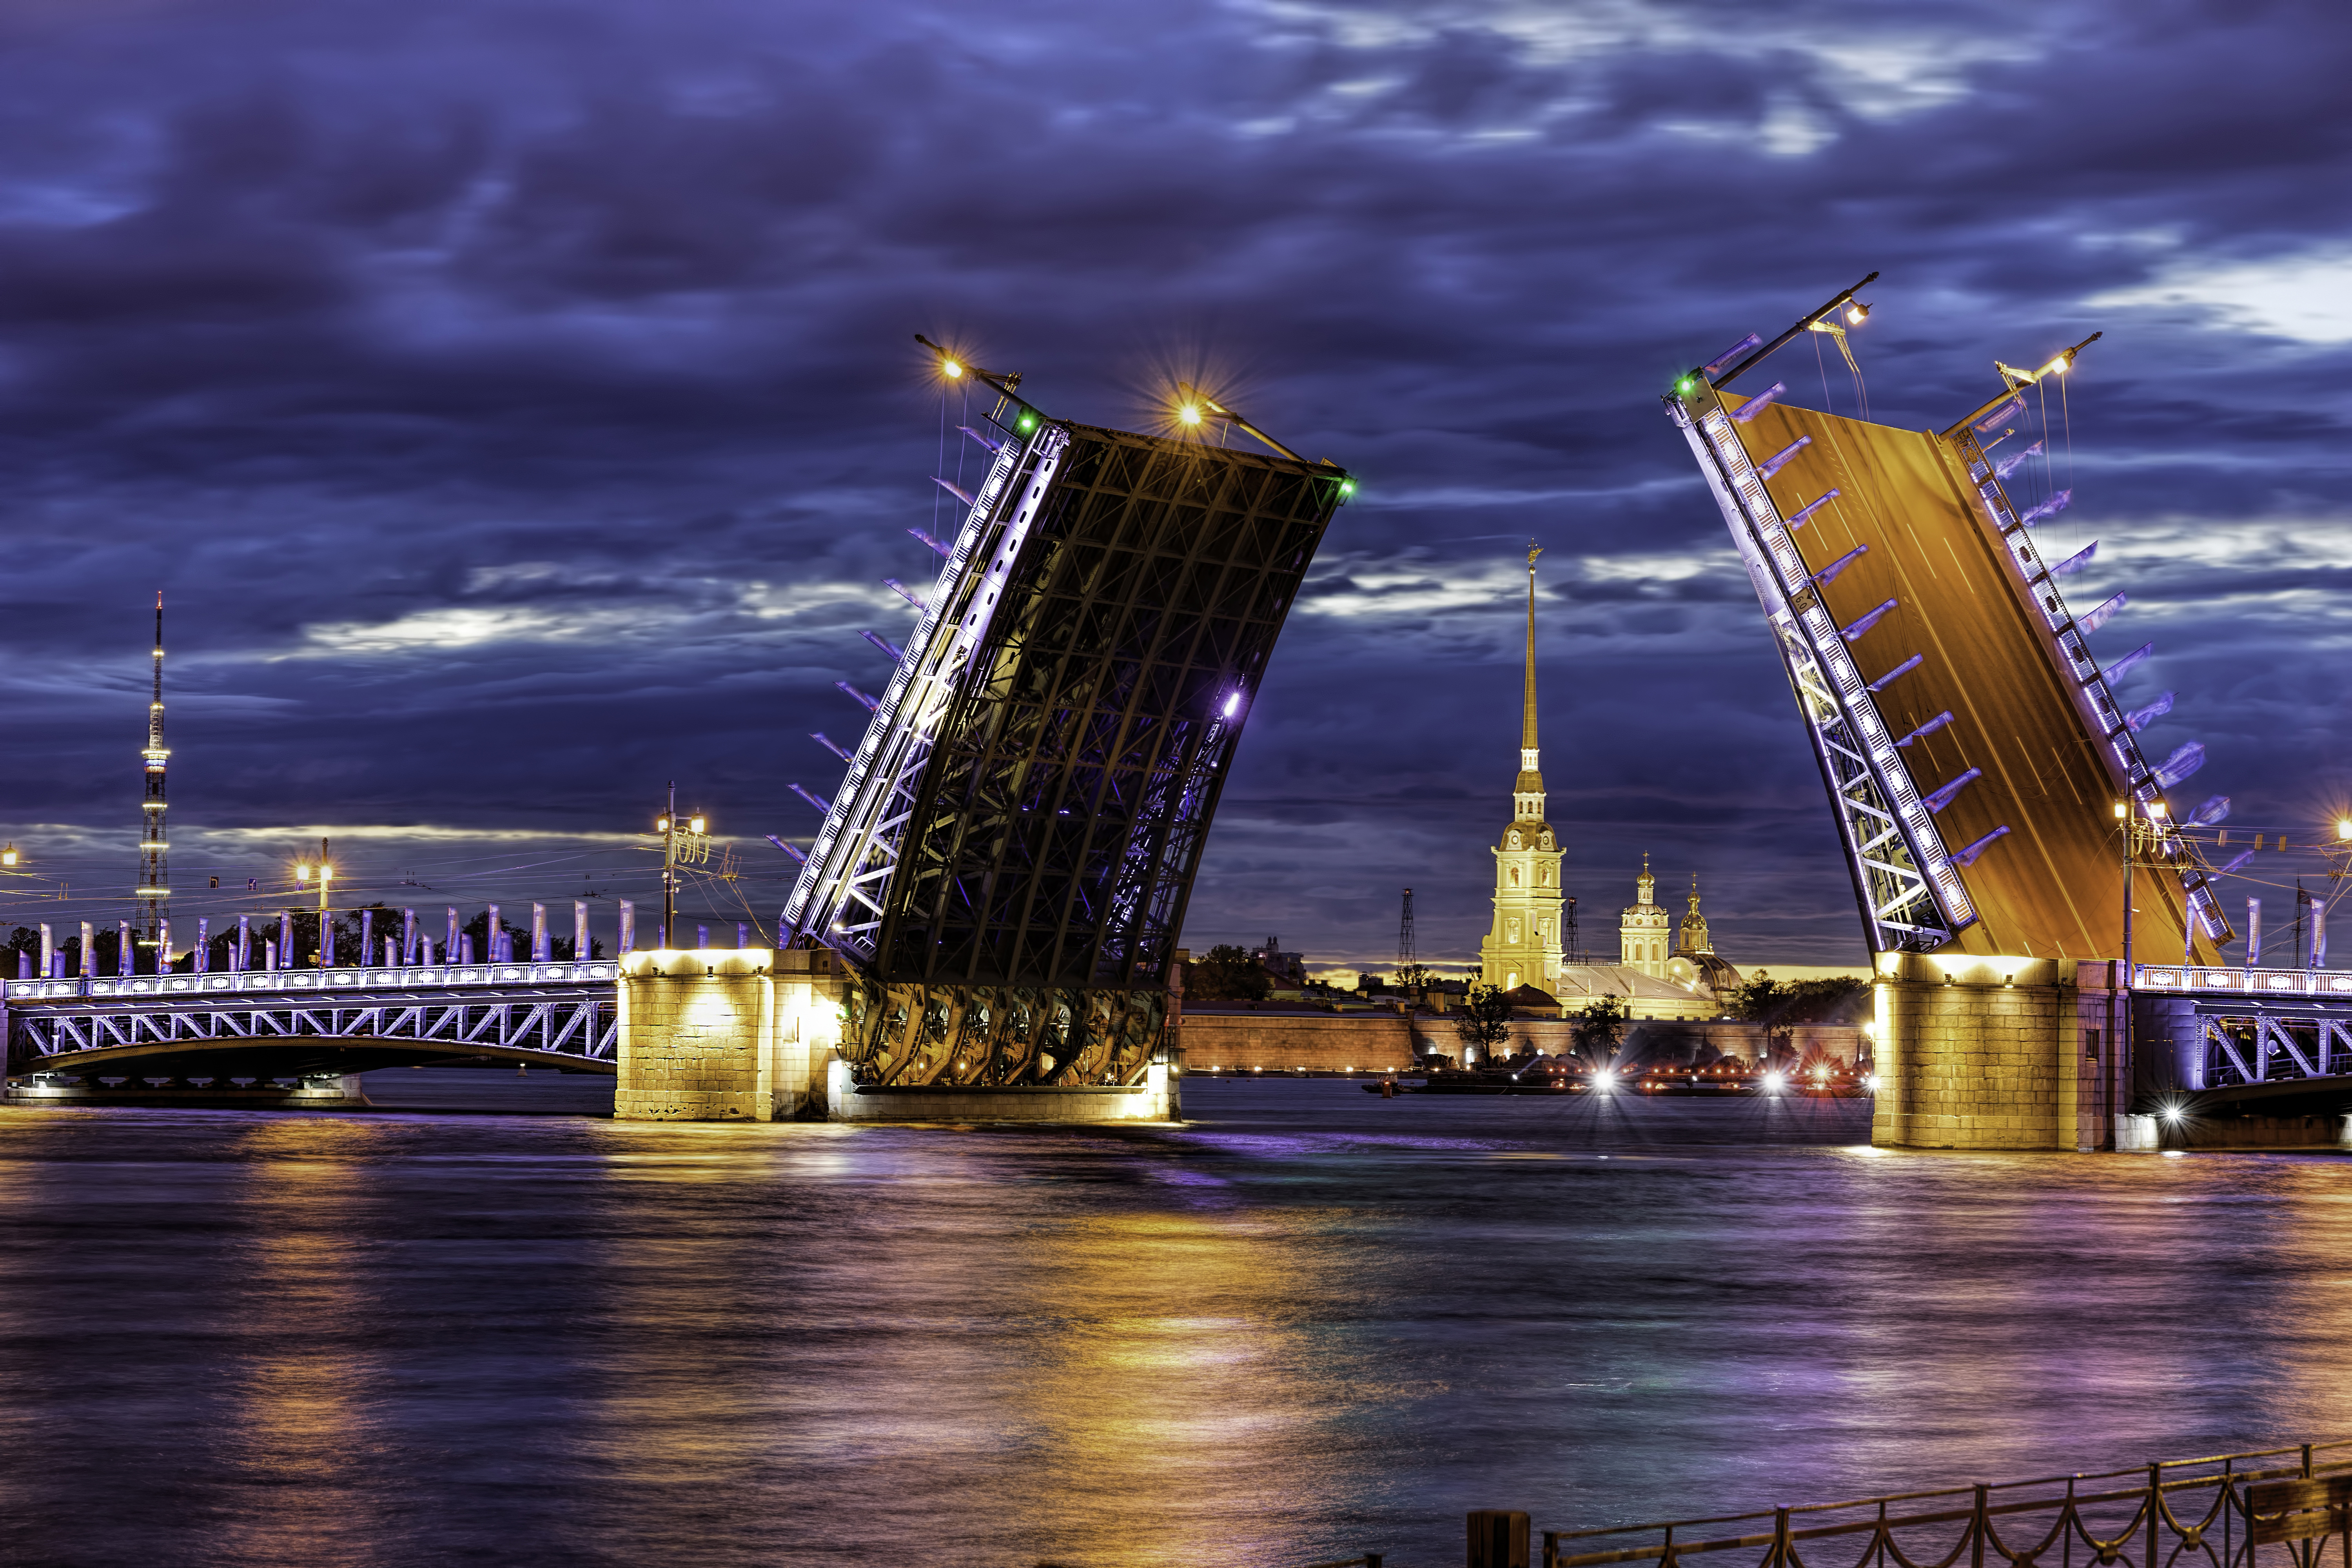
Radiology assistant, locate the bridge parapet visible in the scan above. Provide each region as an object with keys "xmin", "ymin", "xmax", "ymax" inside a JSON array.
[{"xmin": 2132, "ymin": 964, "xmax": 2352, "ymax": 1002}]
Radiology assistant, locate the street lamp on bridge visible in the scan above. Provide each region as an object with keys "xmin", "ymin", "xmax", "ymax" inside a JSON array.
[
  {"xmin": 2112, "ymin": 797, "xmax": 2170, "ymax": 1149},
  {"xmin": 653, "ymin": 785, "xmax": 710, "ymax": 949},
  {"xmin": 293, "ymin": 838, "xmax": 333, "ymax": 965}
]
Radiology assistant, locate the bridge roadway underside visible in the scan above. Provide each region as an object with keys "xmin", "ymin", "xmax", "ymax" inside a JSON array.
[
  {"xmin": 4, "ymin": 967, "xmax": 619, "ymax": 1086},
  {"xmin": 2133, "ymin": 986, "xmax": 2352, "ymax": 1120}
]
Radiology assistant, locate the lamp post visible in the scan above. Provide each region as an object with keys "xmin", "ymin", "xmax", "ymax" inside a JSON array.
[
  {"xmin": 2112, "ymin": 797, "xmax": 2168, "ymax": 1147},
  {"xmin": 293, "ymin": 837, "xmax": 333, "ymax": 966},
  {"xmin": 653, "ymin": 784, "xmax": 709, "ymax": 949}
]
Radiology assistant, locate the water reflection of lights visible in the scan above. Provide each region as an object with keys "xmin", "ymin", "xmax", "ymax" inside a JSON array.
[
  {"xmin": 1002, "ymin": 1211, "xmax": 1325, "ymax": 1563},
  {"xmin": 219, "ymin": 1119, "xmax": 388, "ymax": 1562}
]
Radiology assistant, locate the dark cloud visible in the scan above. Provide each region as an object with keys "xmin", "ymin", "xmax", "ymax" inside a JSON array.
[{"xmin": 0, "ymin": 0, "xmax": 2347, "ymax": 969}]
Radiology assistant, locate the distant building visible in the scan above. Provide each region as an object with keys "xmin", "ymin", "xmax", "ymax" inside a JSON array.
[
  {"xmin": 1251, "ymin": 935, "xmax": 1307, "ymax": 987},
  {"xmin": 1459, "ymin": 551, "xmax": 1742, "ymax": 1023},
  {"xmin": 1619, "ymin": 856, "xmax": 1671, "ymax": 976},
  {"xmin": 1664, "ymin": 877, "xmax": 1742, "ymax": 1005},
  {"xmin": 1478, "ymin": 546, "xmax": 1566, "ymax": 993}
]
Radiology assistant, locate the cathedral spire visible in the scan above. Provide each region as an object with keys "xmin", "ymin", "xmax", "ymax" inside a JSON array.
[
  {"xmin": 1515, "ymin": 543, "xmax": 1544, "ymax": 809},
  {"xmin": 1521, "ymin": 542, "xmax": 1540, "ymax": 755},
  {"xmin": 1480, "ymin": 541, "xmax": 1565, "ymax": 996}
]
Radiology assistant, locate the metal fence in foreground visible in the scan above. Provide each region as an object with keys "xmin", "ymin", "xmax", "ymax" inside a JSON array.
[{"xmin": 1509, "ymin": 1441, "xmax": 2352, "ymax": 1568}]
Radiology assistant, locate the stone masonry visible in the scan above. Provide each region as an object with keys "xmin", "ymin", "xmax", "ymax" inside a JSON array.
[
  {"xmin": 614, "ymin": 949, "xmax": 782, "ymax": 1122},
  {"xmin": 1871, "ymin": 953, "xmax": 2078, "ymax": 1149}
]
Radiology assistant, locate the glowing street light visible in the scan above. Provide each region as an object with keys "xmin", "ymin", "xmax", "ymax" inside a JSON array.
[
  {"xmin": 1, "ymin": 843, "xmax": 17, "ymax": 868},
  {"xmin": 941, "ymin": 359, "xmax": 963, "ymax": 379},
  {"xmin": 2336, "ymin": 818, "xmax": 2351, "ymax": 841},
  {"xmin": 1177, "ymin": 402, "xmax": 1203, "ymax": 426},
  {"xmin": 653, "ymin": 784, "xmax": 712, "ymax": 948},
  {"xmin": 294, "ymin": 842, "xmax": 333, "ymax": 913}
]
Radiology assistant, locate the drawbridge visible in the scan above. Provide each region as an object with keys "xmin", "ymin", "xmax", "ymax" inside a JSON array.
[
  {"xmin": 1666, "ymin": 276, "xmax": 2227, "ymax": 966},
  {"xmin": 783, "ymin": 348, "xmax": 1353, "ymax": 1092}
]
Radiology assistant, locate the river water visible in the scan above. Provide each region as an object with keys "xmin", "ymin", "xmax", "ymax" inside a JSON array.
[{"xmin": 0, "ymin": 1074, "xmax": 2344, "ymax": 1566}]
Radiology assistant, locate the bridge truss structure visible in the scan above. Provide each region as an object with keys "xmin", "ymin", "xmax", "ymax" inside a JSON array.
[
  {"xmin": 4, "ymin": 961, "xmax": 620, "ymax": 1081},
  {"xmin": 2133, "ymin": 963, "xmax": 2352, "ymax": 1103},
  {"xmin": 784, "ymin": 360, "xmax": 1351, "ymax": 1091},
  {"xmin": 1668, "ymin": 281, "xmax": 2227, "ymax": 961}
]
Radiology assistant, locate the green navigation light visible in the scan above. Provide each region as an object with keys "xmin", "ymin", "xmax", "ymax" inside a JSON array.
[
  {"xmin": 1018, "ymin": 412, "xmax": 1038, "ymax": 431},
  {"xmin": 1338, "ymin": 478, "xmax": 1357, "ymax": 497},
  {"xmin": 1675, "ymin": 376, "xmax": 1697, "ymax": 395}
]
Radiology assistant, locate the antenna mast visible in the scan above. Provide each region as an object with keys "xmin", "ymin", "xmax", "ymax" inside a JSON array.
[
  {"xmin": 1396, "ymin": 886, "xmax": 1416, "ymax": 978},
  {"xmin": 136, "ymin": 592, "xmax": 170, "ymax": 964}
]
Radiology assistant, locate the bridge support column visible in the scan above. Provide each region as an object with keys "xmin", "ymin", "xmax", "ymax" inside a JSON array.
[
  {"xmin": 614, "ymin": 949, "xmax": 782, "ymax": 1122},
  {"xmin": 771, "ymin": 946, "xmax": 849, "ymax": 1120},
  {"xmin": 1871, "ymin": 954, "xmax": 2076, "ymax": 1150}
]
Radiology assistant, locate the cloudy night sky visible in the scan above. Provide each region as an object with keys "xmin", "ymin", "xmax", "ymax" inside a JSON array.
[{"xmin": 0, "ymin": 0, "xmax": 2346, "ymax": 975}]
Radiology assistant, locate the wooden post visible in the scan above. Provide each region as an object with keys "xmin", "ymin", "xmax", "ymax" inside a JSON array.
[
  {"xmin": 1470, "ymin": 1510, "xmax": 1531, "ymax": 1568},
  {"xmin": 2146, "ymin": 1465, "xmax": 2160, "ymax": 1568}
]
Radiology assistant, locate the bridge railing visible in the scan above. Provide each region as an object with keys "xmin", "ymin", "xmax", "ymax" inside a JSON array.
[
  {"xmin": 3, "ymin": 960, "xmax": 620, "ymax": 1005},
  {"xmin": 1538, "ymin": 1441, "xmax": 2352, "ymax": 1568},
  {"xmin": 2134, "ymin": 965, "xmax": 2352, "ymax": 1000}
]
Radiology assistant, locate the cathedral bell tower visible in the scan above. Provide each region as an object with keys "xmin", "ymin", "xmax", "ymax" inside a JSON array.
[
  {"xmin": 1478, "ymin": 544, "xmax": 1566, "ymax": 994},
  {"xmin": 1620, "ymin": 855, "xmax": 1671, "ymax": 977}
]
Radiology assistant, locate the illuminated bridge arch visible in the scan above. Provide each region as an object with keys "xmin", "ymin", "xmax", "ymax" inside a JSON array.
[{"xmin": 4, "ymin": 963, "xmax": 620, "ymax": 1080}]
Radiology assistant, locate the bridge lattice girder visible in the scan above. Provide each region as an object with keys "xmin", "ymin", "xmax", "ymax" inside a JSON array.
[
  {"xmin": 5, "ymin": 964, "xmax": 619, "ymax": 1078},
  {"xmin": 786, "ymin": 396, "xmax": 1349, "ymax": 1090}
]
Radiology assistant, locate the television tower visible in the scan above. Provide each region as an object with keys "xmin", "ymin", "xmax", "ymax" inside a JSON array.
[
  {"xmin": 1396, "ymin": 886, "xmax": 1416, "ymax": 976},
  {"xmin": 135, "ymin": 593, "xmax": 170, "ymax": 957}
]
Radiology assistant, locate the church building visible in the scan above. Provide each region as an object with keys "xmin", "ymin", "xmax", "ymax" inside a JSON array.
[
  {"xmin": 1477, "ymin": 546, "xmax": 1565, "ymax": 993},
  {"xmin": 1619, "ymin": 855, "xmax": 1672, "ymax": 976},
  {"xmin": 1463, "ymin": 547, "xmax": 1743, "ymax": 1023}
]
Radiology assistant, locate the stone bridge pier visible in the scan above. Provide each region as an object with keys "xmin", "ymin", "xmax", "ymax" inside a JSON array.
[
  {"xmin": 613, "ymin": 947, "xmax": 849, "ymax": 1122},
  {"xmin": 612, "ymin": 946, "xmax": 1183, "ymax": 1124},
  {"xmin": 1870, "ymin": 953, "xmax": 2122, "ymax": 1151},
  {"xmin": 1872, "ymin": 955, "xmax": 2352, "ymax": 1151}
]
